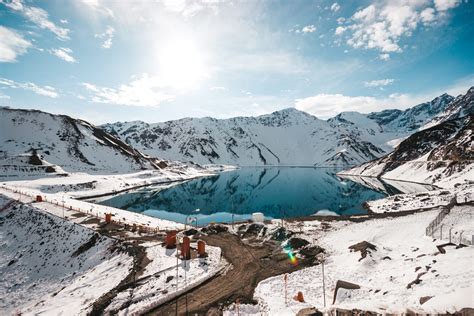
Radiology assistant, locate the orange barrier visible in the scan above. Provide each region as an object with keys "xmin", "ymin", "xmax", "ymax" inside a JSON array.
[
  {"xmin": 181, "ymin": 236, "xmax": 191, "ymax": 259},
  {"xmin": 36, "ymin": 195, "xmax": 43, "ymax": 202},
  {"xmin": 166, "ymin": 231, "xmax": 177, "ymax": 249},
  {"xmin": 197, "ymin": 240, "xmax": 206, "ymax": 257}
]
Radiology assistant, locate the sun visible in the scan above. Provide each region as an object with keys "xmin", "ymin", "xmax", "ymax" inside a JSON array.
[{"xmin": 157, "ymin": 38, "xmax": 208, "ymax": 90}]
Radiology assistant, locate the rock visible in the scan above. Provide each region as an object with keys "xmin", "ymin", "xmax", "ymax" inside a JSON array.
[
  {"xmin": 349, "ymin": 241, "xmax": 377, "ymax": 261},
  {"xmin": 165, "ymin": 276, "xmax": 174, "ymax": 283},
  {"xmin": 419, "ymin": 296, "xmax": 433, "ymax": 305},
  {"xmin": 243, "ymin": 223, "xmax": 266, "ymax": 237},
  {"xmin": 271, "ymin": 227, "xmax": 294, "ymax": 241},
  {"xmin": 300, "ymin": 245, "xmax": 325, "ymax": 259},
  {"xmin": 287, "ymin": 237, "xmax": 310, "ymax": 250},
  {"xmin": 201, "ymin": 224, "xmax": 228, "ymax": 235},
  {"xmin": 296, "ymin": 307, "xmax": 322, "ymax": 316},
  {"xmin": 184, "ymin": 228, "xmax": 198, "ymax": 236}
]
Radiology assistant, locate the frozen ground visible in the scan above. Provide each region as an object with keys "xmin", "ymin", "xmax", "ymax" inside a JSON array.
[
  {"xmin": 248, "ymin": 209, "xmax": 473, "ymax": 315},
  {"xmin": 0, "ymin": 195, "xmax": 133, "ymax": 315},
  {"xmin": 0, "ymin": 165, "xmax": 218, "ymax": 231},
  {"xmin": 0, "ymin": 193, "xmax": 224, "ymax": 315},
  {"xmin": 366, "ymin": 183, "xmax": 472, "ymax": 214},
  {"xmin": 105, "ymin": 243, "xmax": 223, "ymax": 315}
]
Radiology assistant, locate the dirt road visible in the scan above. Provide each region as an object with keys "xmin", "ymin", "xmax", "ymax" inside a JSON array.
[{"xmin": 147, "ymin": 232, "xmax": 307, "ymax": 315}]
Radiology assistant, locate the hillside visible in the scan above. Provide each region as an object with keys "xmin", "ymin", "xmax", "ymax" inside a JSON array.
[
  {"xmin": 0, "ymin": 107, "xmax": 164, "ymax": 175},
  {"xmin": 340, "ymin": 113, "xmax": 473, "ymax": 188}
]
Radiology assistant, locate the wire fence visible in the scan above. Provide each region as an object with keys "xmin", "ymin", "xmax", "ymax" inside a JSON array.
[{"xmin": 0, "ymin": 185, "xmax": 175, "ymax": 235}]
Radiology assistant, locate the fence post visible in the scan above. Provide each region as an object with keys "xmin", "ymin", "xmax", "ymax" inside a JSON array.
[
  {"xmin": 449, "ymin": 227, "xmax": 453, "ymax": 243},
  {"xmin": 459, "ymin": 231, "xmax": 464, "ymax": 245},
  {"xmin": 440, "ymin": 224, "xmax": 444, "ymax": 240}
]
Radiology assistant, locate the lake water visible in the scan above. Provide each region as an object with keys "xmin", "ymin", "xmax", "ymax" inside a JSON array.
[{"xmin": 96, "ymin": 167, "xmax": 418, "ymax": 225}]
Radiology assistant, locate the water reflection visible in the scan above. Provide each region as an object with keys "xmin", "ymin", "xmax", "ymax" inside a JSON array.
[{"xmin": 98, "ymin": 167, "xmax": 391, "ymax": 224}]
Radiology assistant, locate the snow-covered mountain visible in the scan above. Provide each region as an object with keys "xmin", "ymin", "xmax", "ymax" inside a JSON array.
[
  {"xmin": 0, "ymin": 107, "xmax": 164, "ymax": 175},
  {"xmin": 340, "ymin": 111, "xmax": 473, "ymax": 187},
  {"xmin": 102, "ymin": 108, "xmax": 386, "ymax": 167},
  {"xmin": 423, "ymin": 86, "xmax": 474, "ymax": 129},
  {"xmin": 367, "ymin": 93, "xmax": 454, "ymax": 132},
  {"xmin": 102, "ymin": 93, "xmax": 457, "ymax": 167}
]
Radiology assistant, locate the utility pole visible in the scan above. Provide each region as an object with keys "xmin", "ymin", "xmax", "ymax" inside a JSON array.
[
  {"xmin": 175, "ymin": 237, "xmax": 179, "ymax": 316},
  {"xmin": 317, "ymin": 252, "xmax": 327, "ymax": 308},
  {"xmin": 185, "ymin": 259, "xmax": 188, "ymax": 316}
]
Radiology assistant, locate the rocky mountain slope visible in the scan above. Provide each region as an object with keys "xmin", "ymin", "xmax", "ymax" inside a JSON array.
[
  {"xmin": 0, "ymin": 107, "xmax": 164, "ymax": 175},
  {"xmin": 367, "ymin": 93, "xmax": 454, "ymax": 132},
  {"xmin": 102, "ymin": 93, "xmax": 456, "ymax": 167},
  {"xmin": 340, "ymin": 112, "xmax": 473, "ymax": 187},
  {"xmin": 423, "ymin": 86, "xmax": 474, "ymax": 129},
  {"xmin": 102, "ymin": 108, "xmax": 387, "ymax": 167}
]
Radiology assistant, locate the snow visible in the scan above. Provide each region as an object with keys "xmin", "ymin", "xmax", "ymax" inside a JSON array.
[
  {"xmin": 103, "ymin": 108, "xmax": 390, "ymax": 167},
  {"xmin": 0, "ymin": 193, "xmax": 225, "ymax": 315},
  {"xmin": 106, "ymin": 244, "xmax": 223, "ymax": 314},
  {"xmin": 253, "ymin": 210, "xmax": 474, "ymax": 314},
  {"xmin": 0, "ymin": 107, "xmax": 160, "ymax": 174},
  {"xmin": 0, "ymin": 195, "xmax": 133, "ymax": 315}
]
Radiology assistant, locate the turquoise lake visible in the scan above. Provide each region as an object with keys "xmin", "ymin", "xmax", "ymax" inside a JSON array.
[{"xmin": 97, "ymin": 167, "xmax": 406, "ymax": 225}]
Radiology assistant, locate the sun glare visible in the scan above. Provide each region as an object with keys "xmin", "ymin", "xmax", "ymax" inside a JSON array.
[{"xmin": 157, "ymin": 38, "xmax": 208, "ymax": 90}]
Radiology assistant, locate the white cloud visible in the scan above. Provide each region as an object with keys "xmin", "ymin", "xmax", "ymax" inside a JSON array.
[
  {"xmin": 337, "ymin": 17, "xmax": 345, "ymax": 24},
  {"xmin": 330, "ymin": 3, "xmax": 341, "ymax": 12},
  {"xmin": 0, "ymin": 78, "xmax": 59, "ymax": 98},
  {"xmin": 0, "ymin": 91, "xmax": 10, "ymax": 99},
  {"xmin": 79, "ymin": 0, "xmax": 115, "ymax": 18},
  {"xmin": 0, "ymin": 26, "xmax": 31, "ymax": 62},
  {"xmin": 379, "ymin": 53, "xmax": 390, "ymax": 61},
  {"xmin": 343, "ymin": 1, "xmax": 462, "ymax": 55},
  {"xmin": 420, "ymin": 7, "xmax": 436, "ymax": 24},
  {"xmin": 82, "ymin": 74, "xmax": 175, "ymax": 107},
  {"xmin": 60, "ymin": 19, "xmax": 68, "ymax": 24},
  {"xmin": 1, "ymin": 0, "xmax": 70, "ymax": 40},
  {"xmin": 49, "ymin": 47, "xmax": 76, "ymax": 62},
  {"xmin": 295, "ymin": 78, "xmax": 474, "ymax": 119},
  {"xmin": 95, "ymin": 26, "xmax": 115, "ymax": 49},
  {"xmin": 301, "ymin": 25, "xmax": 316, "ymax": 33},
  {"xmin": 335, "ymin": 26, "xmax": 346, "ymax": 35},
  {"xmin": 434, "ymin": 0, "xmax": 461, "ymax": 11},
  {"xmin": 364, "ymin": 78, "xmax": 395, "ymax": 88}
]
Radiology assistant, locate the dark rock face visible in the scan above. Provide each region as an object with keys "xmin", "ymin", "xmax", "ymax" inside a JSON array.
[{"xmin": 287, "ymin": 237, "xmax": 310, "ymax": 250}]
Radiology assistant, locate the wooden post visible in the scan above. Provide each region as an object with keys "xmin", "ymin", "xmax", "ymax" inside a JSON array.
[{"xmin": 284, "ymin": 273, "xmax": 288, "ymax": 306}]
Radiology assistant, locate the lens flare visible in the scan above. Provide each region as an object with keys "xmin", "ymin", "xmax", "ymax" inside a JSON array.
[{"xmin": 284, "ymin": 246, "xmax": 298, "ymax": 265}]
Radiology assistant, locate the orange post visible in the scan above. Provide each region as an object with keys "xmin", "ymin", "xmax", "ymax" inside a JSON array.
[
  {"xmin": 197, "ymin": 240, "xmax": 206, "ymax": 257},
  {"xmin": 294, "ymin": 291, "xmax": 304, "ymax": 302},
  {"xmin": 181, "ymin": 236, "xmax": 191, "ymax": 260},
  {"xmin": 105, "ymin": 213, "xmax": 112, "ymax": 224},
  {"xmin": 36, "ymin": 195, "xmax": 43, "ymax": 202}
]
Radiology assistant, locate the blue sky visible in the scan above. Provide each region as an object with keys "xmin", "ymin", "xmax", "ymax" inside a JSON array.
[{"xmin": 0, "ymin": 0, "xmax": 473, "ymax": 124}]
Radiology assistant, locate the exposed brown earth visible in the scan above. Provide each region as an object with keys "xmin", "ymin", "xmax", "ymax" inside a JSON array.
[{"xmin": 146, "ymin": 231, "xmax": 311, "ymax": 315}]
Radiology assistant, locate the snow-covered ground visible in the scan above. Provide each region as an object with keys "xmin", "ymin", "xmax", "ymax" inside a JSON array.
[
  {"xmin": 0, "ymin": 193, "xmax": 224, "ymax": 315},
  {"xmin": 249, "ymin": 209, "xmax": 473, "ymax": 315},
  {"xmin": 0, "ymin": 165, "xmax": 217, "ymax": 231},
  {"xmin": 365, "ymin": 184, "xmax": 472, "ymax": 214},
  {"xmin": 0, "ymin": 195, "xmax": 133, "ymax": 315},
  {"xmin": 106, "ymin": 243, "xmax": 223, "ymax": 315}
]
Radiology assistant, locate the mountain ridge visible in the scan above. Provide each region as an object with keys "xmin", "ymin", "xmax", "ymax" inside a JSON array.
[{"xmin": 102, "ymin": 92, "xmax": 459, "ymax": 167}]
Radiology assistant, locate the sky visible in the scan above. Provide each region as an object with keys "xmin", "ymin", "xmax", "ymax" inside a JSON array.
[{"xmin": 0, "ymin": 0, "xmax": 473, "ymax": 124}]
